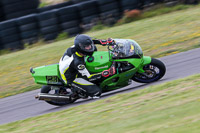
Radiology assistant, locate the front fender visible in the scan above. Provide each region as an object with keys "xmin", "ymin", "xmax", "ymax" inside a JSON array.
[{"xmin": 138, "ymin": 56, "xmax": 151, "ymax": 73}]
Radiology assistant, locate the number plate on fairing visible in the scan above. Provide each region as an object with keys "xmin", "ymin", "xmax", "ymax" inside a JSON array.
[{"xmin": 46, "ymin": 76, "xmax": 62, "ymax": 85}]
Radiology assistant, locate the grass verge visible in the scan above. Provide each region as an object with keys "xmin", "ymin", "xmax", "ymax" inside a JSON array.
[
  {"xmin": 116, "ymin": 4, "xmax": 194, "ymax": 25},
  {"xmin": 0, "ymin": 74, "xmax": 200, "ymax": 133},
  {"xmin": 0, "ymin": 5, "xmax": 200, "ymax": 98}
]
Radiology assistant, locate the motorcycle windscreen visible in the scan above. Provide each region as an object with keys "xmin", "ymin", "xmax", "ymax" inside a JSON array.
[
  {"xmin": 85, "ymin": 51, "xmax": 112, "ymax": 73},
  {"xmin": 112, "ymin": 39, "xmax": 143, "ymax": 59}
]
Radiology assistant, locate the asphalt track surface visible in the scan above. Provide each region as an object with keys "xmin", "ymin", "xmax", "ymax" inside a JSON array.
[{"xmin": 0, "ymin": 48, "xmax": 200, "ymax": 125}]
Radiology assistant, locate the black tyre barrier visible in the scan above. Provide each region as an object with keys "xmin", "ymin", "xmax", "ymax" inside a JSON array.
[
  {"xmin": 60, "ymin": 20, "xmax": 80, "ymax": 29},
  {"xmin": 0, "ymin": 5, "xmax": 4, "ymax": 22},
  {"xmin": 121, "ymin": 0, "xmax": 140, "ymax": 6},
  {"xmin": 0, "ymin": 19, "xmax": 16, "ymax": 30},
  {"xmin": 76, "ymin": 1, "xmax": 99, "ymax": 18},
  {"xmin": 37, "ymin": 10, "xmax": 60, "ymax": 41},
  {"xmin": 1, "ymin": 34, "xmax": 20, "ymax": 44},
  {"xmin": 0, "ymin": 35, "xmax": 3, "ymax": 49},
  {"xmin": 58, "ymin": 14, "xmax": 80, "ymax": 23},
  {"xmin": 37, "ymin": 10, "xmax": 57, "ymax": 21},
  {"xmin": 71, "ymin": 0, "xmax": 90, "ymax": 4},
  {"xmin": 98, "ymin": 2, "xmax": 119, "ymax": 13},
  {"xmin": 3, "ymin": 0, "xmax": 39, "ymax": 14},
  {"xmin": 95, "ymin": 0, "xmax": 115, "ymax": 5},
  {"xmin": 39, "ymin": 18, "xmax": 58, "ymax": 27},
  {"xmin": 100, "ymin": 9, "xmax": 121, "ymax": 16},
  {"xmin": 5, "ymin": 9, "xmax": 38, "ymax": 20},
  {"xmin": 57, "ymin": 5, "xmax": 80, "ymax": 23},
  {"xmin": 0, "ymin": 27, "xmax": 18, "ymax": 37},
  {"xmin": 100, "ymin": 9, "xmax": 121, "ymax": 19},
  {"xmin": 120, "ymin": 0, "xmax": 141, "ymax": 10},
  {"xmin": 122, "ymin": 5, "xmax": 140, "ymax": 11},
  {"xmin": 0, "ymin": 19, "xmax": 23, "ymax": 49},
  {"xmin": 0, "ymin": 20, "xmax": 19, "ymax": 42},
  {"xmin": 0, "ymin": 41, "xmax": 3, "ymax": 50},
  {"xmin": 19, "ymin": 23, "xmax": 38, "ymax": 32},
  {"xmin": 57, "ymin": 5, "xmax": 81, "ymax": 35},
  {"xmin": 0, "ymin": 0, "xmax": 179, "ymax": 50},
  {"xmin": 100, "ymin": 12, "xmax": 120, "ymax": 25},
  {"xmin": 40, "ymin": 25, "xmax": 59, "ymax": 35},
  {"xmin": 22, "ymin": 37, "xmax": 38, "ymax": 45},
  {"xmin": 57, "ymin": 5, "xmax": 78, "ymax": 15},
  {"xmin": 40, "ymin": 25, "xmax": 59, "ymax": 41},
  {"xmin": 63, "ymin": 27, "xmax": 82, "ymax": 36},
  {"xmin": 0, "ymin": 12, "xmax": 3, "ymax": 19},
  {"xmin": 95, "ymin": 0, "xmax": 121, "ymax": 25},
  {"xmin": 76, "ymin": 0, "xmax": 98, "ymax": 10},
  {"xmin": 79, "ymin": 8, "xmax": 98, "ymax": 17},
  {"xmin": 0, "ymin": 17, "xmax": 4, "ymax": 22},
  {"xmin": 43, "ymin": 32, "xmax": 59, "ymax": 41},
  {"xmin": 17, "ymin": 14, "xmax": 39, "ymax": 44},
  {"xmin": 0, "ymin": 0, "xmax": 22, "ymax": 5},
  {"xmin": 3, "ymin": 41, "xmax": 23, "ymax": 49},
  {"xmin": 38, "ymin": 1, "xmax": 73, "ymax": 13},
  {"xmin": 81, "ymin": 15, "xmax": 99, "ymax": 25},
  {"xmin": 76, "ymin": 1, "xmax": 99, "ymax": 25},
  {"xmin": 20, "ymin": 30, "xmax": 38, "ymax": 39},
  {"xmin": 17, "ymin": 14, "xmax": 38, "ymax": 25}
]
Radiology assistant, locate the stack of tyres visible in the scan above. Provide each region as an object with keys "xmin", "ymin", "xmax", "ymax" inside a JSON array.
[
  {"xmin": 0, "ymin": 1, "xmax": 4, "ymax": 22},
  {"xmin": 38, "ymin": 1, "xmax": 73, "ymax": 13},
  {"xmin": 58, "ymin": 5, "xmax": 82, "ymax": 36},
  {"xmin": 1, "ymin": 0, "xmax": 39, "ymax": 20},
  {"xmin": 0, "ymin": 19, "xmax": 23, "ymax": 50},
  {"xmin": 37, "ymin": 10, "xmax": 59, "ymax": 41},
  {"xmin": 0, "ymin": 37, "xmax": 2, "ymax": 50},
  {"xmin": 0, "ymin": 1, "xmax": 2, "ymax": 49},
  {"xmin": 17, "ymin": 14, "xmax": 39, "ymax": 45},
  {"xmin": 0, "ymin": 19, "xmax": 2, "ymax": 49},
  {"xmin": 119, "ymin": 0, "xmax": 141, "ymax": 11},
  {"xmin": 71, "ymin": 0, "xmax": 90, "ymax": 3},
  {"xmin": 76, "ymin": 0, "xmax": 99, "ymax": 30},
  {"xmin": 96, "ymin": 0, "xmax": 121, "ymax": 25}
]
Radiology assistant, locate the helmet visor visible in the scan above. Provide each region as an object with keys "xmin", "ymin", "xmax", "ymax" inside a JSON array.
[{"xmin": 78, "ymin": 43, "xmax": 95, "ymax": 52}]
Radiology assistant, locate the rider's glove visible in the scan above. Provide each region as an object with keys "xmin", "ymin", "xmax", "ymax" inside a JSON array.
[
  {"xmin": 99, "ymin": 38, "xmax": 115, "ymax": 46},
  {"xmin": 109, "ymin": 66, "xmax": 116, "ymax": 75},
  {"xmin": 102, "ymin": 66, "xmax": 116, "ymax": 77},
  {"xmin": 99, "ymin": 39, "xmax": 108, "ymax": 46},
  {"xmin": 107, "ymin": 38, "xmax": 115, "ymax": 46}
]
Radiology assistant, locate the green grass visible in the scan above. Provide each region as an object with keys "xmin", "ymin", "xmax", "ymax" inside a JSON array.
[
  {"xmin": 142, "ymin": 4, "xmax": 194, "ymax": 18},
  {"xmin": 1, "ymin": 5, "xmax": 200, "ymax": 98},
  {"xmin": 116, "ymin": 4, "xmax": 194, "ymax": 24},
  {"xmin": 0, "ymin": 74, "xmax": 200, "ymax": 133}
]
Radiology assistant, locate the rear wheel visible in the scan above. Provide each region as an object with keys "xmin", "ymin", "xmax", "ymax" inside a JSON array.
[
  {"xmin": 40, "ymin": 85, "xmax": 76, "ymax": 106},
  {"xmin": 132, "ymin": 58, "xmax": 166, "ymax": 83}
]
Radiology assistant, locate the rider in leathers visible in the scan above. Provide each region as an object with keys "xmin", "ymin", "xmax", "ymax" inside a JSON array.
[{"xmin": 59, "ymin": 34, "xmax": 115, "ymax": 98}]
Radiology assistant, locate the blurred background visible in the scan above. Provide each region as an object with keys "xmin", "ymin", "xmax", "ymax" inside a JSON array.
[
  {"xmin": 0, "ymin": 0, "xmax": 200, "ymax": 131},
  {"xmin": 0, "ymin": 0, "xmax": 199, "ymax": 51}
]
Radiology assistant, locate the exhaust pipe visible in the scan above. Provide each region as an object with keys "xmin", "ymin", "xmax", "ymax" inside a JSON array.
[{"xmin": 35, "ymin": 93, "xmax": 70, "ymax": 102}]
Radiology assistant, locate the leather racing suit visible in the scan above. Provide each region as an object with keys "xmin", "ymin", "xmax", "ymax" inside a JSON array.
[{"xmin": 59, "ymin": 39, "xmax": 104, "ymax": 97}]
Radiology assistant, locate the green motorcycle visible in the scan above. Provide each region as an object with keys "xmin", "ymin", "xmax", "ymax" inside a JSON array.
[{"xmin": 31, "ymin": 39, "xmax": 166, "ymax": 106}]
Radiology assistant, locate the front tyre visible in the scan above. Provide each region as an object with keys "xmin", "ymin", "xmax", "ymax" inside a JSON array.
[
  {"xmin": 132, "ymin": 58, "xmax": 166, "ymax": 83},
  {"xmin": 40, "ymin": 85, "xmax": 76, "ymax": 106}
]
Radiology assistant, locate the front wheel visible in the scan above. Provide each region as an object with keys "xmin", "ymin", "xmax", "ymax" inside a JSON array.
[
  {"xmin": 132, "ymin": 58, "xmax": 166, "ymax": 83},
  {"xmin": 40, "ymin": 85, "xmax": 76, "ymax": 106}
]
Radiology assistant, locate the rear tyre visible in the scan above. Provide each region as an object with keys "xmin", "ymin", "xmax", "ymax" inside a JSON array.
[
  {"xmin": 40, "ymin": 85, "xmax": 76, "ymax": 106},
  {"xmin": 132, "ymin": 58, "xmax": 166, "ymax": 83}
]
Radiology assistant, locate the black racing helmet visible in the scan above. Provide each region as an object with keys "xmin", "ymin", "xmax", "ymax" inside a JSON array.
[{"xmin": 74, "ymin": 34, "xmax": 95, "ymax": 56}]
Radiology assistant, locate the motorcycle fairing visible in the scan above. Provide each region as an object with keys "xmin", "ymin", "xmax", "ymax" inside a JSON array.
[
  {"xmin": 31, "ymin": 64, "xmax": 63, "ymax": 86},
  {"xmin": 85, "ymin": 51, "xmax": 112, "ymax": 73}
]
